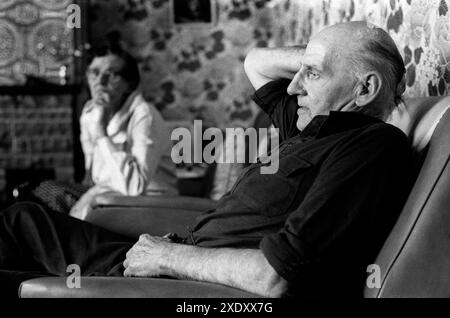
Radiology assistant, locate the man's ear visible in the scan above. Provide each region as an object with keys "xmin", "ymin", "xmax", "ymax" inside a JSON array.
[{"xmin": 354, "ymin": 72, "xmax": 382, "ymax": 107}]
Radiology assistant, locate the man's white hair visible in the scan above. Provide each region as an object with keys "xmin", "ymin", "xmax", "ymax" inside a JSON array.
[{"xmin": 350, "ymin": 25, "xmax": 406, "ymax": 98}]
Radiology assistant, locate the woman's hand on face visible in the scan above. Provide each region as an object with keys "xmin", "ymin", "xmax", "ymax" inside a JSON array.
[
  {"xmin": 92, "ymin": 88, "xmax": 111, "ymax": 107},
  {"xmin": 90, "ymin": 92, "xmax": 112, "ymax": 140}
]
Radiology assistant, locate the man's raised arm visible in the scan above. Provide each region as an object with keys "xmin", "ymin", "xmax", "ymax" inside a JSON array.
[{"xmin": 244, "ymin": 46, "xmax": 306, "ymax": 90}]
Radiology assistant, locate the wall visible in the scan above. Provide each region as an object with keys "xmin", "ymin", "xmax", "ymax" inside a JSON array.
[
  {"xmin": 274, "ymin": 0, "xmax": 450, "ymax": 98},
  {"xmin": 89, "ymin": 0, "xmax": 277, "ymax": 129},
  {"xmin": 0, "ymin": 0, "xmax": 77, "ymax": 84},
  {"xmin": 0, "ymin": 0, "xmax": 81, "ymax": 196},
  {"xmin": 0, "ymin": 94, "xmax": 74, "ymax": 177},
  {"xmin": 90, "ymin": 0, "xmax": 449, "ymax": 131}
]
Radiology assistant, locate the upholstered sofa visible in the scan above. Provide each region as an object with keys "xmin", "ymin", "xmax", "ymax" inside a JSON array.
[{"xmin": 19, "ymin": 95, "xmax": 450, "ymax": 298}]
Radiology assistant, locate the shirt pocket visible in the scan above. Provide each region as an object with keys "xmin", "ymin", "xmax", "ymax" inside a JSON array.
[{"xmin": 235, "ymin": 155, "xmax": 312, "ymax": 217}]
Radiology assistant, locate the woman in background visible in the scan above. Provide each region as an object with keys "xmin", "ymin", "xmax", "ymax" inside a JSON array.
[{"xmin": 31, "ymin": 44, "xmax": 178, "ymax": 219}]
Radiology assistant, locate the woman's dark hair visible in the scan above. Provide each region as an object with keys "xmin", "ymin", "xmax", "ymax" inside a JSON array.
[{"xmin": 87, "ymin": 41, "xmax": 140, "ymax": 91}]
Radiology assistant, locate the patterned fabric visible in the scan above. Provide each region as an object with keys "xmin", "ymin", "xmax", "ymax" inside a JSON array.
[
  {"xmin": 30, "ymin": 180, "xmax": 90, "ymax": 214},
  {"xmin": 0, "ymin": 0, "xmax": 76, "ymax": 84}
]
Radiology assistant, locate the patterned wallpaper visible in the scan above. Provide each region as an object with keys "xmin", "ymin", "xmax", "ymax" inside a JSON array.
[
  {"xmin": 89, "ymin": 0, "xmax": 274, "ymax": 129},
  {"xmin": 274, "ymin": 0, "xmax": 450, "ymax": 100},
  {"xmin": 90, "ymin": 0, "xmax": 450, "ymax": 129},
  {"xmin": 0, "ymin": 0, "xmax": 78, "ymax": 84},
  {"xmin": 0, "ymin": 0, "xmax": 84, "ymax": 195}
]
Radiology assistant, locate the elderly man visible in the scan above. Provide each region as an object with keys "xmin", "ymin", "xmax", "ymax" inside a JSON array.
[{"xmin": 0, "ymin": 22, "xmax": 412, "ymax": 298}]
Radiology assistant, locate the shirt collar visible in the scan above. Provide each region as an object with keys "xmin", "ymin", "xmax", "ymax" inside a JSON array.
[
  {"xmin": 300, "ymin": 111, "xmax": 383, "ymax": 139},
  {"xmin": 106, "ymin": 90, "xmax": 141, "ymax": 136}
]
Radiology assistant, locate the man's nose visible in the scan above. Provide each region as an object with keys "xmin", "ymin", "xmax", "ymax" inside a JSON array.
[{"xmin": 287, "ymin": 72, "xmax": 306, "ymax": 96}]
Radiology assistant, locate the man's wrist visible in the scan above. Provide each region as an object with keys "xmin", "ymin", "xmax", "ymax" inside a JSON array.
[{"xmin": 159, "ymin": 241, "xmax": 180, "ymax": 277}]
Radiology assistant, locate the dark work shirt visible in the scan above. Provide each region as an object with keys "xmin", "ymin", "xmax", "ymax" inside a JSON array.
[{"xmin": 189, "ymin": 79, "xmax": 413, "ymax": 297}]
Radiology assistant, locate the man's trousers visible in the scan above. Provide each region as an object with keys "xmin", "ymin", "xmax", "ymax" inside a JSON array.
[{"xmin": 0, "ymin": 202, "xmax": 134, "ymax": 298}]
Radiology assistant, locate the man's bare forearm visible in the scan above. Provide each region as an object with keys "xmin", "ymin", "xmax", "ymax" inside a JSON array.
[
  {"xmin": 244, "ymin": 46, "xmax": 306, "ymax": 90},
  {"xmin": 162, "ymin": 244, "xmax": 288, "ymax": 297}
]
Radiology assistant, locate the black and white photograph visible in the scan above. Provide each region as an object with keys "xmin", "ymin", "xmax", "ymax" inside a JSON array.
[{"xmin": 0, "ymin": 0, "xmax": 449, "ymax": 307}]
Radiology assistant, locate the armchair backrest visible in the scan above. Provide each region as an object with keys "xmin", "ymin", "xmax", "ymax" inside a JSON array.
[{"xmin": 364, "ymin": 96, "xmax": 450, "ymax": 298}]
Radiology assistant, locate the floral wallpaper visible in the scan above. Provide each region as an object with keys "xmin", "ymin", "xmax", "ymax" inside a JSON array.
[
  {"xmin": 89, "ymin": 0, "xmax": 272, "ymax": 129},
  {"xmin": 89, "ymin": 0, "xmax": 450, "ymax": 128},
  {"xmin": 0, "ymin": 0, "xmax": 83, "ymax": 84},
  {"xmin": 274, "ymin": 0, "xmax": 450, "ymax": 99}
]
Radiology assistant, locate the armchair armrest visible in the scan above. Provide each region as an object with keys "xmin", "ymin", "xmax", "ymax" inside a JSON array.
[
  {"xmin": 91, "ymin": 192, "xmax": 217, "ymax": 211},
  {"xmin": 20, "ymin": 277, "xmax": 260, "ymax": 298},
  {"xmin": 86, "ymin": 193, "xmax": 217, "ymax": 239}
]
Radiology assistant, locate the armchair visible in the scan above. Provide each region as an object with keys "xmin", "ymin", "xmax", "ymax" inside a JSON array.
[{"xmin": 19, "ymin": 96, "xmax": 450, "ymax": 298}]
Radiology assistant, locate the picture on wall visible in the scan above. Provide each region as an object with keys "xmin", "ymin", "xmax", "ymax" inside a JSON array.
[{"xmin": 171, "ymin": 0, "xmax": 216, "ymax": 26}]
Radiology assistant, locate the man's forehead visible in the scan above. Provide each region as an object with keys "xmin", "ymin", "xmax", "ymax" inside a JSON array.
[
  {"xmin": 302, "ymin": 40, "xmax": 331, "ymax": 69},
  {"xmin": 304, "ymin": 26, "xmax": 363, "ymax": 71}
]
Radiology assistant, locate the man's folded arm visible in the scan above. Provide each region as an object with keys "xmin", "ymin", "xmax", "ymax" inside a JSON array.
[
  {"xmin": 251, "ymin": 79, "xmax": 302, "ymax": 143},
  {"xmin": 246, "ymin": 47, "xmax": 306, "ymax": 141},
  {"xmin": 244, "ymin": 46, "xmax": 306, "ymax": 90}
]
